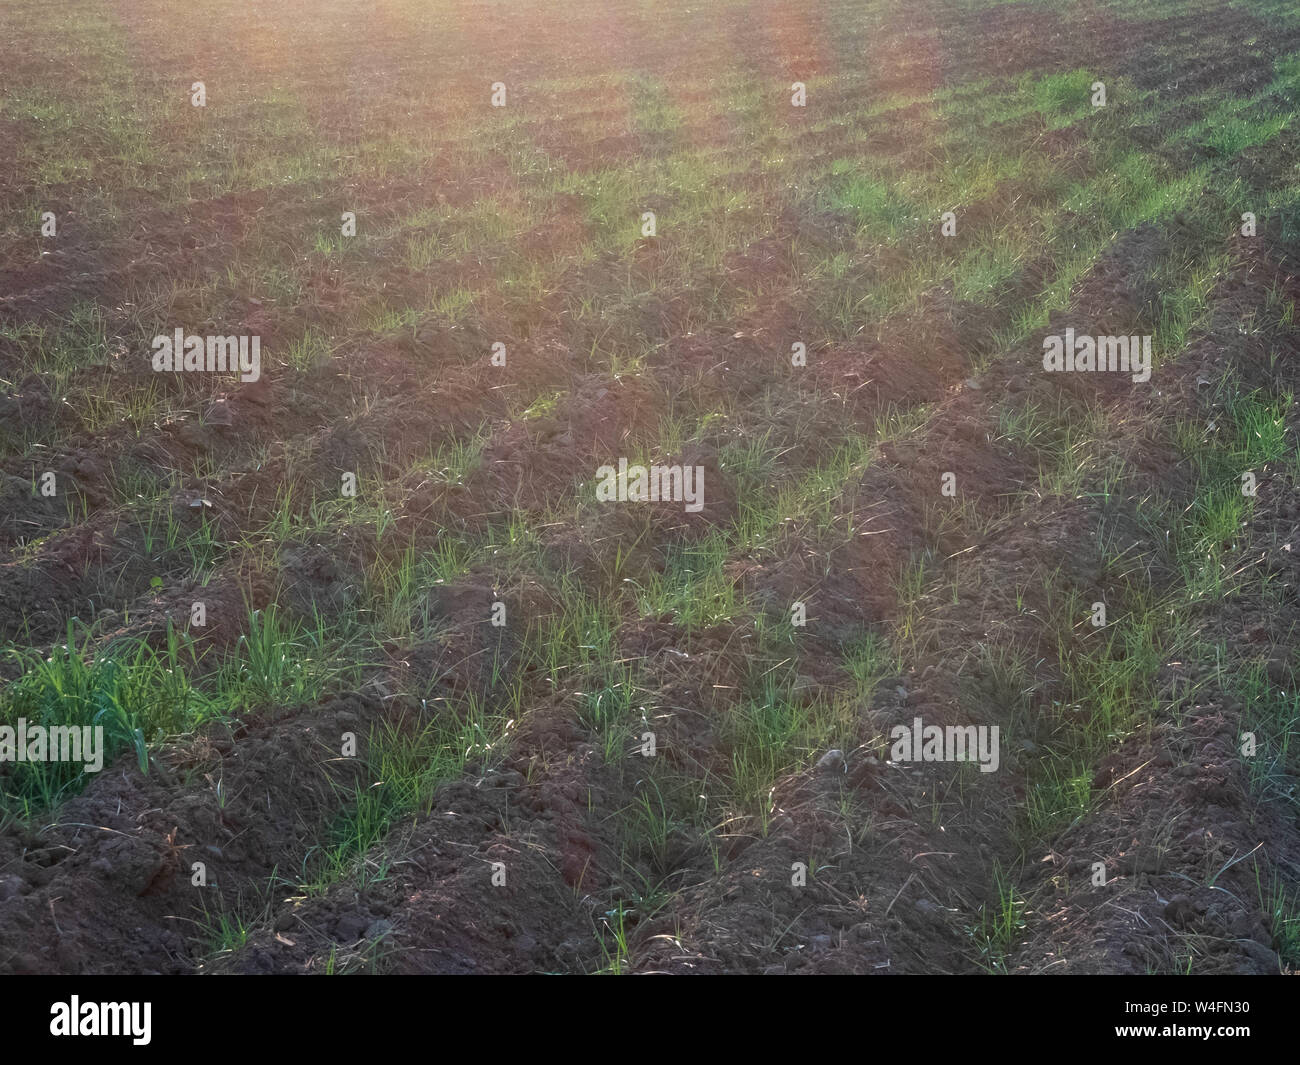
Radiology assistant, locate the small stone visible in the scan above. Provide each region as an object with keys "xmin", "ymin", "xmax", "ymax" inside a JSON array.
[
  {"xmin": 363, "ymin": 918, "xmax": 394, "ymax": 941},
  {"xmin": 815, "ymin": 749, "xmax": 845, "ymax": 773}
]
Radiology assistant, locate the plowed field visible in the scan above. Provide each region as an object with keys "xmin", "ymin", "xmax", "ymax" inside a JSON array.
[{"xmin": 1, "ymin": 0, "xmax": 1298, "ymax": 975}]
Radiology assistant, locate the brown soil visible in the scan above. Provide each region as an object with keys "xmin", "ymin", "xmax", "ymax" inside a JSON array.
[{"xmin": 1, "ymin": 0, "xmax": 1298, "ymax": 976}]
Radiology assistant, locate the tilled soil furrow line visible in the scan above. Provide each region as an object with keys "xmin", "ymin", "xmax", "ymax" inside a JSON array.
[
  {"xmin": 1006, "ymin": 240, "xmax": 1300, "ymax": 974},
  {"xmin": 0, "ymin": 692, "xmax": 387, "ymax": 973}
]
